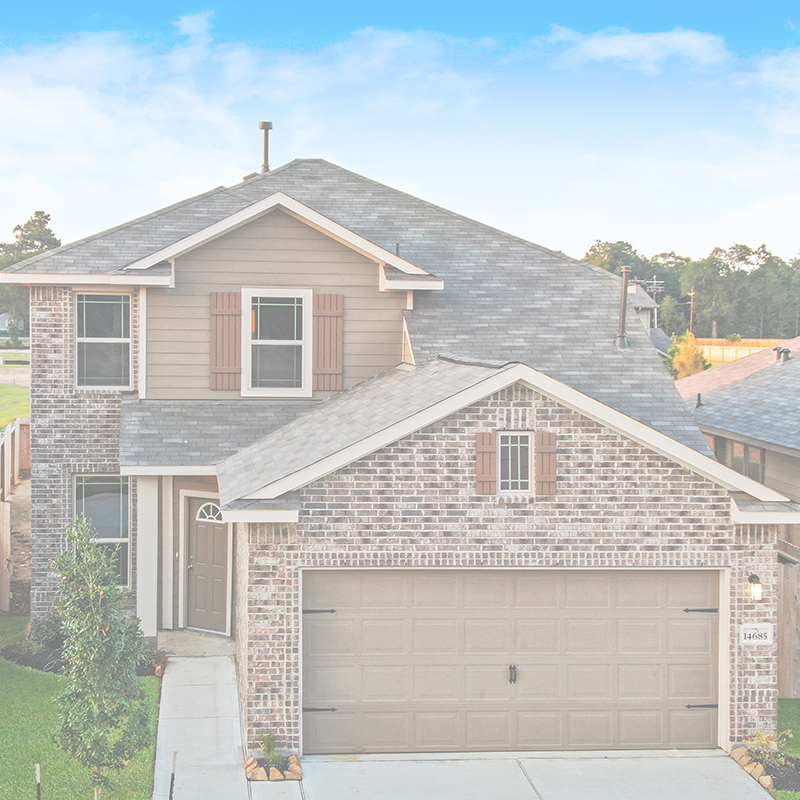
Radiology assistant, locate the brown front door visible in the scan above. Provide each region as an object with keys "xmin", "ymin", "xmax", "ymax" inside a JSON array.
[{"xmin": 187, "ymin": 498, "xmax": 228, "ymax": 633}]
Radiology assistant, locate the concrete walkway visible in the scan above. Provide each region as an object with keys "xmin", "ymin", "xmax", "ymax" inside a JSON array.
[{"xmin": 151, "ymin": 656, "xmax": 248, "ymax": 799}]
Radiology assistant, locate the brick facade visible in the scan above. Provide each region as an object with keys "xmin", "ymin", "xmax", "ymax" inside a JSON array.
[
  {"xmin": 29, "ymin": 286, "xmax": 139, "ymax": 615},
  {"xmin": 235, "ymin": 385, "xmax": 778, "ymax": 751}
]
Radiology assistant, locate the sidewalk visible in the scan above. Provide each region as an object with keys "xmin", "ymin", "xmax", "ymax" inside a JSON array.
[{"xmin": 151, "ymin": 655, "xmax": 248, "ymax": 799}]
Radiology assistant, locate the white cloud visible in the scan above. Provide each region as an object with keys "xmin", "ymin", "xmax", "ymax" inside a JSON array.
[
  {"xmin": 174, "ymin": 11, "xmax": 214, "ymax": 39},
  {"xmin": 542, "ymin": 25, "xmax": 730, "ymax": 74}
]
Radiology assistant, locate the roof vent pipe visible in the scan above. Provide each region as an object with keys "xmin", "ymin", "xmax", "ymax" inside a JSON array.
[
  {"xmin": 259, "ymin": 121, "xmax": 273, "ymax": 173},
  {"xmin": 615, "ymin": 266, "xmax": 630, "ymax": 350},
  {"xmin": 773, "ymin": 346, "xmax": 790, "ymax": 363}
]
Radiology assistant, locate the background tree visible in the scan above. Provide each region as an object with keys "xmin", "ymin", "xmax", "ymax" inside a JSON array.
[
  {"xmin": 0, "ymin": 211, "xmax": 61, "ymax": 335},
  {"xmin": 51, "ymin": 517, "xmax": 150, "ymax": 799},
  {"xmin": 668, "ymin": 331, "xmax": 711, "ymax": 379}
]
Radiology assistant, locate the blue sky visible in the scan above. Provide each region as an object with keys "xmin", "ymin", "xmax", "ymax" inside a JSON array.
[{"xmin": 2, "ymin": 3, "xmax": 800, "ymax": 261}]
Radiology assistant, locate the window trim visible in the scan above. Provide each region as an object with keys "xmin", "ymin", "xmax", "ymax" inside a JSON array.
[
  {"xmin": 73, "ymin": 474, "xmax": 132, "ymax": 588},
  {"xmin": 241, "ymin": 287, "xmax": 313, "ymax": 398},
  {"xmin": 75, "ymin": 291, "xmax": 133, "ymax": 390},
  {"xmin": 498, "ymin": 431, "xmax": 533, "ymax": 494}
]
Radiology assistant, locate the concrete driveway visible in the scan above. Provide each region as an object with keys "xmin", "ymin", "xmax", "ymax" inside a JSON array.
[{"xmin": 288, "ymin": 751, "xmax": 771, "ymax": 800}]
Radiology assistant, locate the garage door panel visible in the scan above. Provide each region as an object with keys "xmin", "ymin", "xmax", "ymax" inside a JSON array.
[
  {"xmin": 617, "ymin": 665, "xmax": 662, "ymax": 699},
  {"xmin": 413, "ymin": 619, "xmax": 458, "ymax": 653},
  {"xmin": 568, "ymin": 711, "xmax": 613, "ymax": 746},
  {"xmin": 516, "ymin": 619, "xmax": 560, "ymax": 653},
  {"xmin": 517, "ymin": 711, "xmax": 563, "ymax": 747},
  {"xmin": 414, "ymin": 712, "xmax": 459, "ymax": 749},
  {"xmin": 566, "ymin": 619, "xmax": 611, "ymax": 653},
  {"xmin": 667, "ymin": 619, "xmax": 716, "ymax": 653},
  {"xmin": 618, "ymin": 710, "xmax": 662, "ymax": 746},
  {"xmin": 362, "ymin": 666, "xmax": 407, "ymax": 701},
  {"xmin": 362, "ymin": 619, "xmax": 406, "ymax": 655},
  {"xmin": 414, "ymin": 665, "xmax": 460, "ymax": 700},
  {"xmin": 303, "ymin": 570, "xmax": 719, "ymax": 754},
  {"xmin": 617, "ymin": 619, "xmax": 661, "ymax": 653}
]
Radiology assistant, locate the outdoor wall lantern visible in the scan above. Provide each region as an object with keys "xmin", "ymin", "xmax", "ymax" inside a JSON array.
[{"xmin": 749, "ymin": 574, "xmax": 763, "ymax": 602}]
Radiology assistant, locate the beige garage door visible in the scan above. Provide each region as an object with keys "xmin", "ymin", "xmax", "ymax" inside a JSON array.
[{"xmin": 302, "ymin": 570, "xmax": 719, "ymax": 754}]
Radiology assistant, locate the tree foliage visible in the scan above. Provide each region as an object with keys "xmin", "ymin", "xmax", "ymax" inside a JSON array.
[
  {"xmin": 668, "ymin": 331, "xmax": 711, "ymax": 379},
  {"xmin": 0, "ymin": 211, "xmax": 61, "ymax": 335},
  {"xmin": 51, "ymin": 517, "xmax": 150, "ymax": 797},
  {"xmin": 585, "ymin": 239, "xmax": 800, "ymax": 340}
]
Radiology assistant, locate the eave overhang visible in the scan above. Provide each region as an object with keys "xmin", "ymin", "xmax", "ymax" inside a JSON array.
[{"xmin": 0, "ymin": 273, "xmax": 172, "ymax": 286}]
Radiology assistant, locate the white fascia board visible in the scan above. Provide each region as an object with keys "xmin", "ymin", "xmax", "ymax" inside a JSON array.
[
  {"xmin": 378, "ymin": 265, "xmax": 444, "ymax": 292},
  {"xmin": 120, "ymin": 465, "xmax": 216, "ymax": 476},
  {"xmin": 124, "ymin": 192, "xmax": 430, "ymax": 276},
  {"xmin": 0, "ymin": 273, "xmax": 171, "ymax": 286},
  {"xmin": 221, "ymin": 508, "xmax": 299, "ymax": 523},
  {"xmin": 244, "ymin": 362, "xmax": 790, "ymax": 503},
  {"xmin": 730, "ymin": 499, "xmax": 800, "ymax": 524}
]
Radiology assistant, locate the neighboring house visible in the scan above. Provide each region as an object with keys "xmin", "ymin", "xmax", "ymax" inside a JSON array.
[{"xmin": 4, "ymin": 158, "xmax": 800, "ymax": 756}]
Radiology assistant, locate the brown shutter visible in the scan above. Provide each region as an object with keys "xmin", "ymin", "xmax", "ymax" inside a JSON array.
[
  {"xmin": 209, "ymin": 292, "xmax": 242, "ymax": 390},
  {"xmin": 535, "ymin": 430, "xmax": 557, "ymax": 495},
  {"xmin": 313, "ymin": 294, "xmax": 344, "ymax": 391},
  {"xmin": 476, "ymin": 431, "xmax": 497, "ymax": 495}
]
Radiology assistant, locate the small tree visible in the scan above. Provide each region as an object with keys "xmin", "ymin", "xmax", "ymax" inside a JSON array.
[
  {"xmin": 51, "ymin": 517, "xmax": 150, "ymax": 798},
  {"xmin": 668, "ymin": 331, "xmax": 711, "ymax": 379}
]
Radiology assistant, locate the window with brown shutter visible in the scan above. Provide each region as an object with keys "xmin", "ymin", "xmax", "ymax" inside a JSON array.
[
  {"xmin": 534, "ymin": 430, "xmax": 557, "ymax": 495},
  {"xmin": 313, "ymin": 294, "xmax": 344, "ymax": 391},
  {"xmin": 209, "ymin": 292, "xmax": 241, "ymax": 390},
  {"xmin": 476, "ymin": 431, "xmax": 497, "ymax": 494}
]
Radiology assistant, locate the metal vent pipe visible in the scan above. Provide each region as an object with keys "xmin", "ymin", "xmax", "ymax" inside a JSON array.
[{"xmin": 615, "ymin": 266, "xmax": 630, "ymax": 350}]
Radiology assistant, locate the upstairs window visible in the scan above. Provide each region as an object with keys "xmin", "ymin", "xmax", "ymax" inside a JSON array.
[
  {"xmin": 730, "ymin": 441, "xmax": 765, "ymax": 483},
  {"xmin": 75, "ymin": 475, "xmax": 131, "ymax": 586},
  {"xmin": 499, "ymin": 433, "xmax": 531, "ymax": 492},
  {"xmin": 242, "ymin": 288, "xmax": 313, "ymax": 397},
  {"xmin": 76, "ymin": 294, "xmax": 131, "ymax": 388}
]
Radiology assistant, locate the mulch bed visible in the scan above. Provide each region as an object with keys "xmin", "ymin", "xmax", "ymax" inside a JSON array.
[{"xmin": 770, "ymin": 756, "xmax": 800, "ymax": 791}]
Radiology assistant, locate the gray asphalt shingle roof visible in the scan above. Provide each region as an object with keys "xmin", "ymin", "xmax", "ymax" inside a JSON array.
[
  {"xmin": 22, "ymin": 157, "xmax": 707, "ymax": 462},
  {"xmin": 217, "ymin": 358, "xmax": 509, "ymax": 506},
  {"xmin": 691, "ymin": 355, "xmax": 800, "ymax": 453},
  {"xmin": 120, "ymin": 399, "xmax": 319, "ymax": 467}
]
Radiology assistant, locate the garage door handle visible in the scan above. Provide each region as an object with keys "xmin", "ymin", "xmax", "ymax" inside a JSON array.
[
  {"xmin": 685, "ymin": 704, "xmax": 718, "ymax": 709},
  {"xmin": 302, "ymin": 609, "xmax": 337, "ymax": 614},
  {"xmin": 509, "ymin": 665, "xmax": 517, "ymax": 684},
  {"xmin": 303, "ymin": 707, "xmax": 337, "ymax": 712},
  {"xmin": 683, "ymin": 608, "xmax": 718, "ymax": 613}
]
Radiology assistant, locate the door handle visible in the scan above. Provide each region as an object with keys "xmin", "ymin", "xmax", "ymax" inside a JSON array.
[
  {"xmin": 187, "ymin": 558, "xmax": 194, "ymax": 570},
  {"xmin": 509, "ymin": 664, "xmax": 517, "ymax": 684}
]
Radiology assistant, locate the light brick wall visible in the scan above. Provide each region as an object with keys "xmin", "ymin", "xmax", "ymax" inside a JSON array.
[
  {"xmin": 29, "ymin": 286, "xmax": 139, "ymax": 615},
  {"xmin": 236, "ymin": 384, "xmax": 777, "ymax": 751}
]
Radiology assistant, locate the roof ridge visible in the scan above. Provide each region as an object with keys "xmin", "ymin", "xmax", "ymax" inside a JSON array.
[{"xmin": 8, "ymin": 186, "xmax": 231, "ymax": 272}]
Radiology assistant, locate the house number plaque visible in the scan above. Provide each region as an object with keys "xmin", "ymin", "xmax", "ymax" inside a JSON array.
[{"xmin": 739, "ymin": 623, "xmax": 774, "ymax": 646}]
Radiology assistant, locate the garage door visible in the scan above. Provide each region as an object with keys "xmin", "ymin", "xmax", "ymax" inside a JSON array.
[{"xmin": 302, "ymin": 570, "xmax": 719, "ymax": 754}]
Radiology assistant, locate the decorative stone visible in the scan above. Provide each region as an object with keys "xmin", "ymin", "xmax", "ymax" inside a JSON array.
[
  {"xmin": 738, "ymin": 754, "xmax": 753, "ymax": 767},
  {"xmin": 730, "ymin": 747, "xmax": 747, "ymax": 762},
  {"xmin": 244, "ymin": 758, "xmax": 258, "ymax": 771},
  {"xmin": 269, "ymin": 768, "xmax": 285, "ymax": 781},
  {"xmin": 759, "ymin": 775, "xmax": 774, "ymax": 790},
  {"xmin": 288, "ymin": 755, "xmax": 301, "ymax": 768},
  {"xmin": 287, "ymin": 763, "xmax": 303, "ymax": 779},
  {"xmin": 249, "ymin": 767, "xmax": 268, "ymax": 781},
  {"xmin": 283, "ymin": 769, "xmax": 302, "ymax": 780},
  {"xmin": 750, "ymin": 763, "xmax": 765, "ymax": 781}
]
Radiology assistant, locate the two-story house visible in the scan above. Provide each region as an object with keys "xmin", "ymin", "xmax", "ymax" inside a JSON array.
[{"xmin": 5, "ymin": 157, "xmax": 800, "ymax": 756}]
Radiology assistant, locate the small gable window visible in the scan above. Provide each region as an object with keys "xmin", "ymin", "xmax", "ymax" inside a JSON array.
[
  {"xmin": 241, "ymin": 288, "xmax": 313, "ymax": 397},
  {"xmin": 76, "ymin": 294, "xmax": 131, "ymax": 388},
  {"xmin": 476, "ymin": 429, "xmax": 557, "ymax": 496}
]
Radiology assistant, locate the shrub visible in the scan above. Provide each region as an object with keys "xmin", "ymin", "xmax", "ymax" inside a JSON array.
[{"xmin": 744, "ymin": 728, "xmax": 794, "ymax": 768}]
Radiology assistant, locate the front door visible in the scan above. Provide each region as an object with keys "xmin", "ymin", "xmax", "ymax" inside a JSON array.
[{"xmin": 186, "ymin": 498, "xmax": 228, "ymax": 633}]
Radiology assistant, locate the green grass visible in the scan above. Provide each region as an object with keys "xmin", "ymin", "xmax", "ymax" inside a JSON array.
[
  {"xmin": 770, "ymin": 699, "xmax": 800, "ymax": 799},
  {"xmin": 0, "ymin": 383, "xmax": 29, "ymax": 427},
  {"xmin": 0, "ymin": 610, "xmax": 28, "ymax": 648},
  {"xmin": 0, "ymin": 614, "xmax": 160, "ymax": 800}
]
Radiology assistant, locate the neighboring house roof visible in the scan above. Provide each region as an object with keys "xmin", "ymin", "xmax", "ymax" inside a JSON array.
[
  {"xmin": 217, "ymin": 356, "xmax": 787, "ymax": 513},
  {"xmin": 629, "ymin": 284, "xmax": 659, "ymax": 310},
  {"xmin": 4, "ymin": 158, "xmax": 706, "ymax": 452},
  {"xmin": 650, "ymin": 328, "xmax": 672, "ymax": 357},
  {"xmin": 691, "ymin": 353, "xmax": 800, "ymax": 454},
  {"xmin": 676, "ymin": 336, "xmax": 800, "ymax": 399},
  {"xmin": 119, "ymin": 399, "xmax": 319, "ymax": 472}
]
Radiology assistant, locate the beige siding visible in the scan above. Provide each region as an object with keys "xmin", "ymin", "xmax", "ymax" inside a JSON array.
[
  {"xmin": 765, "ymin": 449, "xmax": 800, "ymax": 503},
  {"xmin": 146, "ymin": 210, "xmax": 407, "ymax": 399}
]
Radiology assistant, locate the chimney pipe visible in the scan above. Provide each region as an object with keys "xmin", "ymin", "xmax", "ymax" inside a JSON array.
[
  {"xmin": 615, "ymin": 266, "xmax": 630, "ymax": 350},
  {"xmin": 259, "ymin": 121, "xmax": 273, "ymax": 173},
  {"xmin": 773, "ymin": 346, "xmax": 790, "ymax": 363}
]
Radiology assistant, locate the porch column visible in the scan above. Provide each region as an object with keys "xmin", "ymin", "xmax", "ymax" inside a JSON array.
[{"xmin": 136, "ymin": 476, "xmax": 159, "ymax": 638}]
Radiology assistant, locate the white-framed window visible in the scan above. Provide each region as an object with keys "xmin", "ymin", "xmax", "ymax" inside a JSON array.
[
  {"xmin": 76, "ymin": 293, "xmax": 132, "ymax": 388},
  {"xmin": 74, "ymin": 475, "xmax": 131, "ymax": 586},
  {"xmin": 196, "ymin": 501, "xmax": 223, "ymax": 522},
  {"xmin": 241, "ymin": 288, "xmax": 313, "ymax": 397},
  {"xmin": 499, "ymin": 432, "xmax": 532, "ymax": 493}
]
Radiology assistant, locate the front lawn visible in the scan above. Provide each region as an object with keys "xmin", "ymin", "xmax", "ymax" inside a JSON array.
[
  {"xmin": 0, "ymin": 383, "xmax": 29, "ymax": 427},
  {"xmin": 0, "ymin": 613, "xmax": 160, "ymax": 800}
]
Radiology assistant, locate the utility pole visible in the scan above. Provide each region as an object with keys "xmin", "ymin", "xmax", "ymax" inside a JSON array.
[{"xmin": 689, "ymin": 287, "xmax": 695, "ymax": 333}]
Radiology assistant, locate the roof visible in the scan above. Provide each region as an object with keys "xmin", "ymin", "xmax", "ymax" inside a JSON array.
[
  {"xmin": 8, "ymin": 158, "xmax": 707, "ymax": 452},
  {"xmin": 691, "ymin": 353, "xmax": 800, "ymax": 454},
  {"xmin": 650, "ymin": 328, "xmax": 673, "ymax": 357},
  {"xmin": 676, "ymin": 336, "xmax": 800, "ymax": 398},
  {"xmin": 217, "ymin": 356, "xmax": 786, "ymax": 508},
  {"xmin": 119, "ymin": 398, "xmax": 319, "ymax": 470},
  {"xmin": 629, "ymin": 284, "xmax": 659, "ymax": 309}
]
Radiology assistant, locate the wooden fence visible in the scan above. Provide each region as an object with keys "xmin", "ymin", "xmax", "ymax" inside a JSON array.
[{"xmin": 0, "ymin": 417, "xmax": 30, "ymax": 613}]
